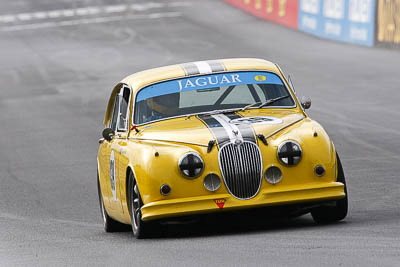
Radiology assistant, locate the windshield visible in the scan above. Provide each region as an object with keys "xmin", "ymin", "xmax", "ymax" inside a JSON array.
[{"xmin": 134, "ymin": 71, "xmax": 295, "ymax": 124}]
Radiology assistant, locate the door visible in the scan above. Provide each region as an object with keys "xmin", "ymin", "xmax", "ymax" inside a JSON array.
[
  {"xmin": 98, "ymin": 90, "xmax": 120, "ymax": 210},
  {"xmin": 99, "ymin": 84, "xmax": 127, "ymax": 214},
  {"xmin": 114, "ymin": 85, "xmax": 132, "ymax": 213}
]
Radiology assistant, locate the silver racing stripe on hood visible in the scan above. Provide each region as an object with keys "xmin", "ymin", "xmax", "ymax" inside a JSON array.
[
  {"xmin": 197, "ymin": 113, "xmax": 257, "ymax": 149},
  {"xmin": 207, "ymin": 60, "xmax": 226, "ymax": 72},
  {"xmin": 180, "ymin": 60, "xmax": 226, "ymax": 76},
  {"xmin": 211, "ymin": 114, "xmax": 244, "ymax": 143},
  {"xmin": 224, "ymin": 112, "xmax": 258, "ymax": 144}
]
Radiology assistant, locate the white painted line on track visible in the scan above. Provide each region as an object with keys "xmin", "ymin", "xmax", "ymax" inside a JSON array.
[
  {"xmin": 104, "ymin": 5, "xmax": 127, "ymax": 13},
  {"xmin": 0, "ymin": 12, "xmax": 182, "ymax": 32},
  {"xmin": 33, "ymin": 12, "xmax": 48, "ymax": 19},
  {"xmin": 62, "ymin": 9, "xmax": 75, "ymax": 17},
  {"xmin": 17, "ymin": 13, "xmax": 32, "ymax": 21},
  {"xmin": 168, "ymin": 2, "xmax": 193, "ymax": 7},
  {"xmin": 47, "ymin": 10, "xmax": 63, "ymax": 18},
  {"xmin": 0, "ymin": 15, "xmax": 16, "ymax": 23},
  {"xmin": 0, "ymin": 2, "xmax": 190, "ymax": 23},
  {"xmin": 75, "ymin": 8, "xmax": 90, "ymax": 16},
  {"xmin": 87, "ymin": 7, "xmax": 101, "ymax": 15}
]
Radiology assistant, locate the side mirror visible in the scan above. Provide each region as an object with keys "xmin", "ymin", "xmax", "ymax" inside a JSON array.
[
  {"xmin": 102, "ymin": 128, "xmax": 115, "ymax": 142},
  {"xmin": 301, "ymin": 96, "xmax": 311, "ymax": 110}
]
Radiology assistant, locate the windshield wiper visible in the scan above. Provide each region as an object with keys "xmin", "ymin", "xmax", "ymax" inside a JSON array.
[
  {"xmin": 241, "ymin": 102, "xmax": 261, "ymax": 111},
  {"xmin": 186, "ymin": 95, "xmax": 290, "ymax": 119},
  {"xmin": 240, "ymin": 95, "xmax": 291, "ymax": 112},
  {"xmin": 257, "ymin": 95, "xmax": 290, "ymax": 108},
  {"xmin": 186, "ymin": 107, "xmax": 241, "ymax": 119}
]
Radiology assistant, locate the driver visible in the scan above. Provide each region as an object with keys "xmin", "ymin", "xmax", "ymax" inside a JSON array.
[{"xmin": 144, "ymin": 93, "xmax": 180, "ymax": 122}]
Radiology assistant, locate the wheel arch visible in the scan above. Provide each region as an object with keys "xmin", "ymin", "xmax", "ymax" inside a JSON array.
[{"xmin": 125, "ymin": 166, "xmax": 135, "ymax": 207}]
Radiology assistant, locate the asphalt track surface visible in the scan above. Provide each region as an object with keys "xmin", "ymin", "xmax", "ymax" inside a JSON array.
[{"xmin": 1, "ymin": 0, "xmax": 400, "ymax": 266}]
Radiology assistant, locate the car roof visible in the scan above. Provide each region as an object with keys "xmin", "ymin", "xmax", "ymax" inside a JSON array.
[
  {"xmin": 104, "ymin": 58, "xmax": 281, "ymax": 126},
  {"xmin": 121, "ymin": 58, "xmax": 280, "ymax": 94}
]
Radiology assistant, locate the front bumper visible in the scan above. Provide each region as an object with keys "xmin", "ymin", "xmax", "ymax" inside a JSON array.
[{"xmin": 141, "ymin": 182, "xmax": 345, "ymax": 221}]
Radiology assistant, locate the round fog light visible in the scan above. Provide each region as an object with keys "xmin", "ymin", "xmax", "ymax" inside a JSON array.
[
  {"xmin": 160, "ymin": 184, "xmax": 171, "ymax": 196},
  {"xmin": 203, "ymin": 173, "xmax": 221, "ymax": 192},
  {"xmin": 314, "ymin": 165, "xmax": 325, "ymax": 177},
  {"xmin": 265, "ymin": 166, "xmax": 282, "ymax": 184}
]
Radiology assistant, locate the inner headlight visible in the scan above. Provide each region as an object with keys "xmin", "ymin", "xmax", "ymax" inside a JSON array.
[
  {"xmin": 265, "ymin": 166, "xmax": 282, "ymax": 184},
  {"xmin": 277, "ymin": 140, "xmax": 302, "ymax": 166},
  {"xmin": 178, "ymin": 152, "xmax": 204, "ymax": 179}
]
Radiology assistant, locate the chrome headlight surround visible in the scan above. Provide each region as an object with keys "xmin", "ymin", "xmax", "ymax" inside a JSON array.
[
  {"xmin": 277, "ymin": 140, "xmax": 302, "ymax": 166},
  {"xmin": 178, "ymin": 152, "xmax": 204, "ymax": 179}
]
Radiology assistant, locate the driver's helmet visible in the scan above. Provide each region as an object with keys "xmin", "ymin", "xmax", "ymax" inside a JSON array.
[{"xmin": 146, "ymin": 93, "xmax": 180, "ymax": 117}]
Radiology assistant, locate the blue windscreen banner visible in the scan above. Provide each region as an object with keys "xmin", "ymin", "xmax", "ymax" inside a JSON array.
[
  {"xmin": 298, "ymin": 0, "xmax": 376, "ymax": 46},
  {"xmin": 136, "ymin": 71, "xmax": 284, "ymax": 101}
]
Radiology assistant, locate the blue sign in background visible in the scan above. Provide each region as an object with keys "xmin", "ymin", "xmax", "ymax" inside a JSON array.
[{"xmin": 298, "ymin": 0, "xmax": 376, "ymax": 46}]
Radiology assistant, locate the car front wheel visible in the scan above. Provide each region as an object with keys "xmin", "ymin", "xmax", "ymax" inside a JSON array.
[
  {"xmin": 128, "ymin": 172, "xmax": 159, "ymax": 238},
  {"xmin": 311, "ymin": 153, "xmax": 348, "ymax": 223}
]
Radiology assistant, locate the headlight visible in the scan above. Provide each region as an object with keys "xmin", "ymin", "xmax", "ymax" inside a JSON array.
[
  {"xmin": 265, "ymin": 166, "xmax": 282, "ymax": 184},
  {"xmin": 178, "ymin": 152, "xmax": 204, "ymax": 179},
  {"xmin": 203, "ymin": 173, "xmax": 221, "ymax": 191},
  {"xmin": 277, "ymin": 140, "xmax": 302, "ymax": 166}
]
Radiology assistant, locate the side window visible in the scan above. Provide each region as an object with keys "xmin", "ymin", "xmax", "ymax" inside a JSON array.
[
  {"xmin": 117, "ymin": 86, "xmax": 131, "ymax": 131},
  {"xmin": 108, "ymin": 84, "xmax": 131, "ymax": 132},
  {"xmin": 110, "ymin": 96, "xmax": 119, "ymax": 131}
]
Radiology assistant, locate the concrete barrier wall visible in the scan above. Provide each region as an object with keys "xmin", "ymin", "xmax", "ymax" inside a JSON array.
[
  {"xmin": 224, "ymin": 0, "xmax": 400, "ymax": 47},
  {"xmin": 223, "ymin": 0, "xmax": 299, "ymax": 29},
  {"xmin": 298, "ymin": 0, "xmax": 375, "ymax": 46}
]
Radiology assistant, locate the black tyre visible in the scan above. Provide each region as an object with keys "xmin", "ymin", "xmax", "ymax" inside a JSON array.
[
  {"xmin": 127, "ymin": 172, "xmax": 159, "ymax": 238},
  {"xmin": 97, "ymin": 172, "xmax": 127, "ymax": 232},
  {"xmin": 311, "ymin": 153, "xmax": 348, "ymax": 223}
]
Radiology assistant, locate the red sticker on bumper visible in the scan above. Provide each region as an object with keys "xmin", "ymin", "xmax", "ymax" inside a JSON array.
[{"xmin": 214, "ymin": 198, "xmax": 226, "ymax": 209}]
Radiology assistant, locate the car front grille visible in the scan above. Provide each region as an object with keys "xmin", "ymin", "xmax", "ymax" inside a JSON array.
[{"xmin": 218, "ymin": 141, "xmax": 263, "ymax": 199}]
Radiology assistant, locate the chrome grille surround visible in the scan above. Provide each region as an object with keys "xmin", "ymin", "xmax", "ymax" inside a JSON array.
[{"xmin": 218, "ymin": 141, "xmax": 263, "ymax": 200}]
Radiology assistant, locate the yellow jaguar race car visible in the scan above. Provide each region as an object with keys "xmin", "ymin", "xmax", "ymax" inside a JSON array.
[{"xmin": 97, "ymin": 58, "xmax": 348, "ymax": 238}]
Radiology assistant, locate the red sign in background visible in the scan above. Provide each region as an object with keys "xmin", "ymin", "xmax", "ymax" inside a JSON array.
[{"xmin": 223, "ymin": 0, "xmax": 298, "ymax": 29}]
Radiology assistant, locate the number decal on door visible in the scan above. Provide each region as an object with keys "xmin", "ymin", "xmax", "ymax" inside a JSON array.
[{"xmin": 110, "ymin": 150, "xmax": 117, "ymax": 201}]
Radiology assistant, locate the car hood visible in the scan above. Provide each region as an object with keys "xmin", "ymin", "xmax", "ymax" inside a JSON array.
[{"xmin": 134, "ymin": 110, "xmax": 305, "ymax": 147}]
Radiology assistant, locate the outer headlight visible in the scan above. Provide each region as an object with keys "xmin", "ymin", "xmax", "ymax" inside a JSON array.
[
  {"xmin": 277, "ymin": 140, "xmax": 302, "ymax": 166},
  {"xmin": 178, "ymin": 152, "xmax": 204, "ymax": 179}
]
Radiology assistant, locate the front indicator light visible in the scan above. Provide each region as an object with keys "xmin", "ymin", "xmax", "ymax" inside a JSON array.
[
  {"xmin": 265, "ymin": 166, "xmax": 282, "ymax": 184},
  {"xmin": 203, "ymin": 173, "xmax": 221, "ymax": 192},
  {"xmin": 160, "ymin": 184, "xmax": 171, "ymax": 196},
  {"xmin": 314, "ymin": 165, "xmax": 325, "ymax": 177},
  {"xmin": 178, "ymin": 152, "xmax": 204, "ymax": 179}
]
